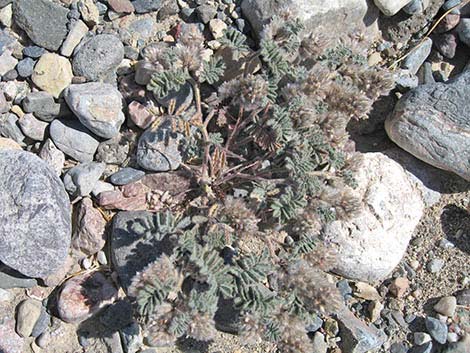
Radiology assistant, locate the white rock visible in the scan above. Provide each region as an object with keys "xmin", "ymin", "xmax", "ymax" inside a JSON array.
[
  {"xmin": 374, "ymin": 0, "xmax": 413, "ymax": 16},
  {"xmin": 60, "ymin": 20, "xmax": 88, "ymax": 57},
  {"xmin": 324, "ymin": 153, "xmax": 424, "ymax": 283},
  {"xmin": 0, "ymin": 4, "xmax": 13, "ymax": 27},
  {"xmin": 241, "ymin": 0, "xmax": 368, "ymax": 38},
  {"xmin": 0, "ymin": 51, "xmax": 18, "ymax": 76}
]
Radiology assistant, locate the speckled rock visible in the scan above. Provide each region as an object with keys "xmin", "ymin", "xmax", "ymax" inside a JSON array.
[
  {"xmin": 0, "ymin": 316, "xmax": 23, "ymax": 353},
  {"xmin": 324, "ymin": 153, "xmax": 424, "ymax": 283},
  {"xmin": 0, "ymin": 150, "xmax": 71, "ymax": 278},
  {"xmin": 385, "ymin": 69, "xmax": 470, "ymax": 181},
  {"xmin": 57, "ymin": 272, "xmax": 118, "ymax": 323},
  {"xmin": 72, "ymin": 34, "xmax": 124, "ymax": 82},
  {"xmin": 38, "ymin": 139, "xmax": 65, "ymax": 176}
]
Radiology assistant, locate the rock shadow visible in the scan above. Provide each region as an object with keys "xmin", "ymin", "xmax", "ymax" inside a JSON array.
[{"xmin": 440, "ymin": 204, "xmax": 470, "ymax": 254}]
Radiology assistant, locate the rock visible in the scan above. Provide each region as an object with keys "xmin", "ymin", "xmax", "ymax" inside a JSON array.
[
  {"xmin": 31, "ymin": 308, "xmax": 50, "ymax": 338},
  {"xmin": 324, "ymin": 153, "xmax": 424, "ymax": 283},
  {"xmin": 92, "ymin": 181, "xmax": 115, "ymax": 196},
  {"xmin": 403, "ymin": 0, "xmax": 428, "ymax": 14},
  {"xmin": 16, "ymin": 57, "xmax": 35, "ymax": 78},
  {"xmin": 23, "ymin": 46, "xmax": 45, "ymax": 59},
  {"xmin": 0, "ymin": 150, "xmax": 71, "ymax": 278},
  {"xmin": 442, "ymin": 334, "xmax": 470, "ymax": 353},
  {"xmin": 402, "ymin": 38, "xmax": 432, "ymax": 75},
  {"xmin": 457, "ymin": 18, "xmax": 470, "ymax": 47},
  {"xmin": 98, "ymin": 188, "xmax": 147, "ymax": 211},
  {"xmin": 64, "ymin": 83, "xmax": 125, "ymax": 139},
  {"xmin": 134, "ymin": 60, "xmax": 157, "ymax": 86},
  {"xmin": 241, "ymin": 0, "xmax": 368, "ymax": 38},
  {"xmin": 13, "ymin": 0, "xmax": 69, "ymax": 51},
  {"xmin": 111, "ymin": 210, "xmax": 174, "ymax": 290},
  {"xmin": 41, "ymin": 254, "xmax": 74, "ymax": 287},
  {"xmin": 128, "ymin": 101, "xmax": 156, "ymax": 129},
  {"xmin": 425, "ymin": 316, "xmax": 448, "ymax": 344},
  {"xmin": 154, "ymin": 82, "xmax": 193, "ymax": 113},
  {"xmin": 72, "ymin": 34, "xmax": 124, "ymax": 82},
  {"xmin": 426, "ymin": 258, "xmax": 445, "ymax": 273},
  {"xmin": 131, "ymin": 0, "xmax": 164, "ymax": 13},
  {"xmin": 433, "ymin": 33, "xmax": 458, "ymax": 59},
  {"xmin": 78, "ymin": 0, "xmax": 100, "ymax": 26},
  {"xmin": 209, "ymin": 19, "xmax": 227, "ymax": 39},
  {"xmin": 49, "ymin": 119, "xmax": 99, "ymax": 162},
  {"xmin": 374, "ymin": 0, "xmax": 414, "ymax": 16},
  {"xmin": 108, "ymin": 0, "xmax": 134, "ymax": 13},
  {"xmin": 136, "ymin": 118, "xmax": 186, "ymax": 172},
  {"xmin": 38, "ymin": 139, "xmax": 65, "ymax": 175},
  {"xmin": 16, "ymin": 299, "xmax": 42, "ymax": 337},
  {"xmin": 120, "ymin": 321, "xmax": 142, "ymax": 353},
  {"xmin": 312, "ymin": 332, "xmax": 328, "ymax": 353},
  {"xmin": 0, "ymin": 113, "xmax": 25, "ymax": 145},
  {"xmin": 0, "ymin": 316, "xmax": 23, "ymax": 353},
  {"xmin": 63, "ymin": 161, "xmax": 106, "ymax": 197},
  {"xmin": 72, "ymin": 197, "xmax": 107, "ymax": 256},
  {"xmin": 368, "ymin": 301, "xmax": 383, "ymax": 322},
  {"xmin": 0, "ymin": 137, "xmax": 21, "ymax": 151},
  {"xmin": 391, "ymin": 343, "xmax": 408, "ymax": 353},
  {"xmin": 110, "ymin": 168, "xmax": 145, "ymax": 186},
  {"xmin": 0, "ymin": 90, "xmax": 8, "ymax": 113},
  {"xmin": 456, "ymin": 289, "xmax": 470, "ymax": 305},
  {"xmin": 388, "ymin": 277, "xmax": 409, "ymax": 298},
  {"xmin": 97, "ymin": 251, "xmax": 108, "ymax": 265},
  {"xmin": 0, "ymin": 51, "xmax": 17, "ymax": 76},
  {"xmin": 22, "ymin": 91, "xmax": 62, "ymax": 122},
  {"xmin": 57, "ymin": 272, "xmax": 118, "ymax": 323},
  {"xmin": 337, "ymin": 309, "xmax": 387, "ymax": 353},
  {"xmin": 196, "ymin": 4, "xmax": 217, "ymax": 23},
  {"xmin": 0, "ymin": 3, "xmax": 12, "ymax": 27},
  {"xmin": 31, "ymin": 53, "xmax": 73, "ymax": 98},
  {"xmin": 18, "ymin": 113, "xmax": 47, "ymax": 141},
  {"xmin": 0, "ymin": 266, "xmax": 38, "ymax": 288},
  {"xmin": 386, "ymin": 69, "xmax": 470, "ymax": 181},
  {"xmin": 61, "ymin": 20, "xmax": 89, "ymax": 57},
  {"xmin": 353, "ymin": 282, "xmax": 381, "ymax": 301},
  {"xmin": 0, "ymin": 288, "xmax": 12, "ymax": 301},
  {"xmin": 433, "ymin": 296, "xmax": 457, "ymax": 317},
  {"xmin": 414, "ymin": 332, "xmax": 432, "ymax": 345},
  {"xmin": 436, "ymin": 13, "xmax": 460, "ymax": 33},
  {"xmin": 36, "ymin": 332, "xmax": 51, "ymax": 348},
  {"xmin": 95, "ymin": 133, "xmax": 131, "ymax": 164}
]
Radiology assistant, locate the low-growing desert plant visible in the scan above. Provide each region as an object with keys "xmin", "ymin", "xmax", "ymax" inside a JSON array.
[{"xmin": 130, "ymin": 9, "xmax": 394, "ymax": 351}]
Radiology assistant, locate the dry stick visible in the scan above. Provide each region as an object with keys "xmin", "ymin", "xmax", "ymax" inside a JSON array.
[{"xmin": 389, "ymin": 0, "xmax": 470, "ymax": 70}]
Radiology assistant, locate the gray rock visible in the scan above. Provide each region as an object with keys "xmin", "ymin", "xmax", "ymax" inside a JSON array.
[
  {"xmin": 22, "ymin": 91, "xmax": 62, "ymax": 122},
  {"xmin": 456, "ymin": 289, "xmax": 470, "ymax": 305},
  {"xmin": 0, "ymin": 151, "xmax": 71, "ymax": 278},
  {"xmin": 0, "ymin": 316, "xmax": 23, "ymax": 353},
  {"xmin": 433, "ymin": 32, "xmax": 458, "ymax": 59},
  {"xmin": 16, "ymin": 57, "xmax": 35, "ymax": 78},
  {"xmin": 385, "ymin": 70, "xmax": 470, "ymax": 181},
  {"xmin": 402, "ymin": 38, "xmax": 432, "ymax": 75},
  {"xmin": 92, "ymin": 181, "xmax": 115, "ymax": 197},
  {"xmin": 16, "ymin": 299, "xmax": 43, "ymax": 337},
  {"xmin": 433, "ymin": 296, "xmax": 457, "ymax": 317},
  {"xmin": 0, "ymin": 91, "xmax": 8, "ymax": 114},
  {"xmin": 403, "ymin": 0, "xmax": 426, "ymax": 14},
  {"xmin": 50, "ymin": 119, "xmax": 100, "ymax": 162},
  {"xmin": 72, "ymin": 34, "xmax": 124, "ymax": 82},
  {"xmin": 111, "ymin": 211, "xmax": 173, "ymax": 290},
  {"xmin": 425, "ymin": 316, "xmax": 447, "ymax": 344},
  {"xmin": 427, "ymin": 258, "xmax": 445, "ymax": 273},
  {"xmin": 0, "ymin": 265, "xmax": 37, "ymax": 289},
  {"xmin": 134, "ymin": 60, "xmax": 157, "ymax": 86},
  {"xmin": 131, "ymin": 0, "xmax": 163, "ymax": 13},
  {"xmin": 39, "ymin": 139, "xmax": 65, "ymax": 176},
  {"xmin": 0, "ymin": 113, "xmax": 26, "ymax": 145},
  {"xmin": 31, "ymin": 306, "xmax": 50, "ymax": 338},
  {"xmin": 65, "ymin": 83, "xmax": 125, "ymax": 139},
  {"xmin": 374, "ymin": 0, "xmax": 415, "ymax": 16},
  {"xmin": 241, "ymin": 0, "xmax": 368, "ymax": 38},
  {"xmin": 442, "ymin": 335, "xmax": 470, "ymax": 353},
  {"xmin": 23, "ymin": 45, "xmax": 45, "ymax": 58},
  {"xmin": 337, "ymin": 309, "xmax": 387, "ymax": 353},
  {"xmin": 413, "ymin": 332, "xmax": 432, "ymax": 345},
  {"xmin": 18, "ymin": 113, "xmax": 48, "ymax": 141},
  {"xmin": 457, "ymin": 18, "xmax": 470, "ymax": 47},
  {"xmin": 306, "ymin": 313, "xmax": 324, "ymax": 333},
  {"xmin": 13, "ymin": 0, "xmax": 69, "ymax": 51},
  {"xmin": 61, "ymin": 19, "xmax": 89, "ymax": 57},
  {"xmin": 63, "ymin": 162, "xmax": 106, "ymax": 197},
  {"xmin": 155, "ymin": 82, "xmax": 193, "ymax": 113},
  {"xmin": 109, "ymin": 168, "xmax": 145, "ymax": 186},
  {"xmin": 196, "ymin": 4, "xmax": 217, "ymax": 23},
  {"xmin": 390, "ymin": 342, "xmax": 408, "ymax": 353},
  {"xmin": 120, "ymin": 322, "xmax": 142, "ymax": 353},
  {"xmin": 136, "ymin": 119, "xmax": 186, "ymax": 172}
]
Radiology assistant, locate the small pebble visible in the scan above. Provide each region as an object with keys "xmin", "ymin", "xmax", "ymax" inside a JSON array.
[
  {"xmin": 433, "ymin": 296, "xmax": 457, "ymax": 317},
  {"xmin": 36, "ymin": 332, "xmax": 51, "ymax": 348},
  {"xmin": 81, "ymin": 257, "xmax": 92, "ymax": 270},
  {"xmin": 414, "ymin": 332, "xmax": 432, "ymax": 345},
  {"xmin": 425, "ymin": 316, "xmax": 448, "ymax": 344},
  {"xmin": 97, "ymin": 250, "xmax": 108, "ymax": 265},
  {"xmin": 427, "ymin": 258, "xmax": 445, "ymax": 273}
]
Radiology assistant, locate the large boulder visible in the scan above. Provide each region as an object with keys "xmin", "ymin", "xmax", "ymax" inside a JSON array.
[
  {"xmin": 0, "ymin": 150, "xmax": 71, "ymax": 279},
  {"xmin": 324, "ymin": 153, "xmax": 424, "ymax": 283},
  {"xmin": 385, "ymin": 69, "xmax": 470, "ymax": 181},
  {"xmin": 241, "ymin": 0, "xmax": 369, "ymax": 38}
]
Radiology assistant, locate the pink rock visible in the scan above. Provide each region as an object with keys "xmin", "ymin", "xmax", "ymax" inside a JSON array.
[
  {"xmin": 119, "ymin": 75, "xmax": 146, "ymax": 100},
  {"xmin": 57, "ymin": 272, "xmax": 118, "ymax": 323},
  {"xmin": 72, "ymin": 198, "xmax": 107, "ymax": 257},
  {"xmin": 0, "ymin": 317, "xmax": 23, "ymax": 353},
  {"xmin": 108, "ymin": 0, "xmax": 134, "ymax": 13},
  {"xmin": 120, "ymin": 181, "xmax": 149, "ymax": 197},
  {"xmin": 436, "ymin": 13, "xmax": 460, "ymax": 33},
  {"xmin": 98, "ymin": 189, "xmax": 147, "ymax": 211},
  {"xmin": 128, "ymin": 101, "xmax": 156, "ymax": 129}
]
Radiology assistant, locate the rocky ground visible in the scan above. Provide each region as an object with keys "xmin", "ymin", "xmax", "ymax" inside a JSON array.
[{"xmin": 0, "ymin": 0, "xmax": 470, "ymax": 353}]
